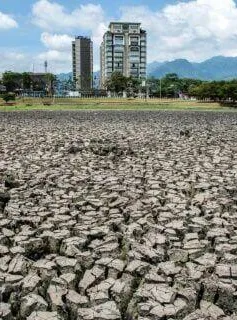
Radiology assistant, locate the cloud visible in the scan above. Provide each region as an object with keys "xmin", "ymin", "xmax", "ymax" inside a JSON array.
[
  {"xmin": 32, "ymin": 0, "xmax": 107, "ymax": 46},
  {"xmin": 0, "ymin": 12, "xmax": 18, "ymax": 29},
  {"xmin": 38, "ymin": 49, "xmax": 70, "ymax": 62},
  {"xmin": 39, "ymin": 33, "xmax": 73, "ymax": 72},
  {"xmin": 0, "ymin": 47, "xmax": 71, "ymax": 74},
  {"xmin": 35, "ymin": 49, "xmax": 71, "ymax": 73},
  {"xmin": 120, "ymin": 0, "xmax": 237, "ymax": 62},
  {"xmin": 3, "ymin": 0, "xmax": 237, "ymax": 74},
  {"xmin": 32, "ymin": 0, "xmax": 106, "ymax": 33},
  {"xmin": 41, "ymin": 32, "xmax": 73, "ymax": 51},
  {"xmin": 0, "ymin": 49, "xmax": 72, "ymax": 74},
  {"xmin": 0, "ymin": 51, "xmax": 28, "ymax": 73},
  {"xmin": 32, "ymin": 0, "xmax": 108, "ymax": 72}
]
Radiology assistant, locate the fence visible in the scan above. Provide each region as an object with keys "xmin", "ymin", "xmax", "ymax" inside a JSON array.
[{"xmin": 17, "ymin": 96, "xmax": 191, "ymax": 106}]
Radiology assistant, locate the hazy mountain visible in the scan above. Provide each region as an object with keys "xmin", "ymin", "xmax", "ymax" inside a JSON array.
[
  {"xmin": 56, "ymin": 71, "xmax": 100, "ymax": 88},
  {"xmin": 193, "ymin": 56, "xmax": 237, "ymax": 80},
  {"xmin": 150, "ymin": 59, "xmax": 199, "ymax": 79},
  {"xmin": 150, "ymin": 56, "xmax": 237, "ymax": 80},
  {"xmin": 147, "ymin": 61, "xmax": 164, "ymax": 75},
  {"xmin": 57, "ymin": 56, "xmax": 237, "ymax": 81},
  {"xmin": 56, "ymin": 71, "xmax": 100, "ymax": 80},
  {"xmin": 56, "ymin": 72, "xmax": 73, "ymax": 81}
]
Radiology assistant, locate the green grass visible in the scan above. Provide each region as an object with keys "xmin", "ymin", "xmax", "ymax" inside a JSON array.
[{"xmin": 0, "ymin": 98, "xmax": 236, "ymax": 112}]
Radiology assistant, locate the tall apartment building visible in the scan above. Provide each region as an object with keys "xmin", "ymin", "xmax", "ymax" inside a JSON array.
[
  {"xmin": 72, "ymin": 36, "xmax": 93, "ymax": 91},
  {"xmin": 100, "ymin": 22, "xmax": 147, "ymax": 88}
]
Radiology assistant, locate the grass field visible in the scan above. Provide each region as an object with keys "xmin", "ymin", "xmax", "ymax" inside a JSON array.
[{"xmin": 0, "ymin": 97, "xmax": 236, "ymax": 111}]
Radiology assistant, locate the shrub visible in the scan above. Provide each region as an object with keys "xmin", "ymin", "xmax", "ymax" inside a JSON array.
[{"xmin": 2, "ymin": 93, "xmax": 16, "ymax": 103}]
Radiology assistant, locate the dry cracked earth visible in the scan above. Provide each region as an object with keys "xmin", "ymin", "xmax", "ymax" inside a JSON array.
[{"xmin": 0, "ymin": 110, "xmax": 237, "ymax": 320}]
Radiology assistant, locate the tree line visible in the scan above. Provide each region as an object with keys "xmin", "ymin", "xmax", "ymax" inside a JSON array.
[
  {"xmin": 0, "ymin": 71, "xmax": 55, "ymax": 93},
  {"xmin": 105, "ymin": 72, "xmax": 237, "ymax": 102},
  {"xmin": 189, "ymin": 80, "xmax": 237, "ymax": 102},
  {"xmin": 1, "ymin": 70, "xmax": 237, "ymax": 102}
]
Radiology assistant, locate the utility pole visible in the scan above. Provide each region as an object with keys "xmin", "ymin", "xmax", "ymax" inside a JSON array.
[
  {"xmin": 44, "ymin": 61, "xmax": 48, "ymax": 74},
  {"xmin": 159, "ymin": 78, "xmax": 162, "ymax": 100},
  {"xmin": 146, "ymin": 84, "xmax": 149, "ymax": 100}
]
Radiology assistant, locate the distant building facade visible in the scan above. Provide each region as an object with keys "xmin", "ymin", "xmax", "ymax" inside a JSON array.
[
  {"xmin": 72, "ymin": 36, "xmax": 93, "ymax": 91},
  {"xmin": 1, "ymin": 72, "xmax": 54, "ymax": 95},
  {"xmin": 100, "ymin": 22, "xmax": 147, "ymax": 88}
]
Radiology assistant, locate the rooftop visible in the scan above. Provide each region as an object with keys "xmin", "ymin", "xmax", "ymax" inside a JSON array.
[
  {"xmin": 109, "ymin": 22, "xmax": 141, "ymax": 27},
  {"xmin": 74, "ymin": 36, "xmax": 91, "ymax": 41}
]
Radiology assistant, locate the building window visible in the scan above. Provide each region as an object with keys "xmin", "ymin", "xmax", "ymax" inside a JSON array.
[
  {"xmin": 105, "ymin": 34, "xmax": 112, "ymax": 40},
  {"xmin": 114, "ymin": 35, "xmax": 124, "ymax": 45},
  {"xmin": 114, "ymin": 52, "xmax": 123, "ymax": 57},
  {"xmin": 123, "ymin": 24, "xmax": 129, "ymax": 31},
  {"xmin": 129, "ymin": 25, "xmax": 139, "ymax": 33},
  {"xmin": 130, "ymin": 36, "xmax": 139, "ymax": 45},
  {"xmin": 130, "ymin": 57, "xmax": 140, "ymax": 62},
  {"xmin": 130, "ymin": 52, "xmax": 140, "ymax": 59},
  {"xmin": 130, "ymin": 46, "xmax": 139, "ymax": 52},
  {"xmin": 114, "ymin": 45, "xmax": 124, "ymax": 52}
]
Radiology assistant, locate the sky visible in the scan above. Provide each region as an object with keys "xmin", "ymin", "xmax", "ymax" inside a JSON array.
[{"xmin": 1, "ymin": 0, "xmax": 237, "ymax": 74}]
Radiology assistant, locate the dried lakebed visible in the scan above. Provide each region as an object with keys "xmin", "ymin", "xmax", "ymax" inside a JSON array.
[{"xmin": 0, "ymin": 110, "xmax": 237, "ymax": 320}]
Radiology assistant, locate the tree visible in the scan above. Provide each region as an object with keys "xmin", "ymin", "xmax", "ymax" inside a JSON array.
[
  {"xmin": 222, "ymin": 81, "xmax": 237, "ymax": 102},
  {"xmin": 2, "ymin": 71, "xmax": 56, "ymax": 94},
  {"xmin": 45, "ymin": 73, "xmax": 56, "ymax": 95},
  {"xmin": 2, "ymin": 93, "xmax": 15, "ymax": 103},
  {"xmin": 2, "ymin": 71, "xmax": 22, "ymax": 91},
  {"xmin": 22, "ymin": 73, "xmax": 32, "ymax": 89},
  {"xmin": 188, "ymin": 80, "xmax": 237, "ymax": 102},
  {"xmin": 126, "ymin": 76, "xmax": 141, "ymax": 97},
  {"xmin": 105, "ymin": 72, "xmax": 128, "ymax": 94}
]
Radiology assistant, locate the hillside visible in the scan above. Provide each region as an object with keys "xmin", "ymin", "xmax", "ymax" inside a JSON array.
[{"xmin": 57, "ymin": 56, "xmax": 237, "ymax": 81}]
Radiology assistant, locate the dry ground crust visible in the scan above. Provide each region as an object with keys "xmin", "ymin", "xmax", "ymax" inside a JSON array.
[{"xmin": 0, "ymin": 110, "xmax": 237, "ymax": 320}]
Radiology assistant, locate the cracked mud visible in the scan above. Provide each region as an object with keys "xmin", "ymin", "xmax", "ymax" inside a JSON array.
[{"xmin": 0, "ymin": 110, "xmax": 237, "ymax": 320}]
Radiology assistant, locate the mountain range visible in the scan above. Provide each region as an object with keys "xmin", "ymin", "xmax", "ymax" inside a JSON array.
[
  {"xmin": 147, "ymin": 56, "xmax": 237, "ymax": 80},
  {"xmin": 57, "ymin": 56, "xmax": 237, "ymax": 82}
]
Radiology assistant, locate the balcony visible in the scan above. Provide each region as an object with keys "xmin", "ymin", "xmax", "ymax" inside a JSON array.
[
  {"xmin": 130, "ymin": 41, "xmax": 139, "ymax": 46},
  {"xmin": 113, "ymin": 45, "xmax": 124, "ymax": 52}
]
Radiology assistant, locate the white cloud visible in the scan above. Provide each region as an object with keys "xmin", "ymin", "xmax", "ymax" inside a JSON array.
[
  {"xmin": 0, "ymin": 48, "xmax": 71, "ymax": 74},
  {"xmin": 41, "ymin": 32, "xmax": 73, "ymax": 51},
  {"xmin": 36, "ymin": 49, "xmax": 71, "ymax": 73},
  {"xmin": 38, "ymin": 49, "xmax": 70, "ymax": 62},
  {"xmin": 0, "ymin": 51, "xmax": 29, "ymax": 73},
  {"xmin": 32, "ymin": 1, "xmax": 108, "ymax": 46},
  {"xmin": 32, "ymin": 0, "xmax": 106, "ymax": 32},
  {"xmin": 120, "ymin": 0, "xmax": 237, "ymax": 62},
  {"xmin": 3, "ymin": 0, "xmax": 237, "ymax": 74},
  {"xmin": 0, "ymin": 12, "xmax": 18, "ymax": 29},
  {"xmin": 32, "ymin": 0, "xmax": 108, "ymax": 72},
  {"xmin": 39, "ymin": 33, "xmax": 73, "ymax": 72}
]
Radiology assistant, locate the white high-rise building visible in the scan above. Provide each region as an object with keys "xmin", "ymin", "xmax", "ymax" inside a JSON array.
[{"xmin": 100, "ymin": 22, "xmax": 147, "ymax": 88}]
